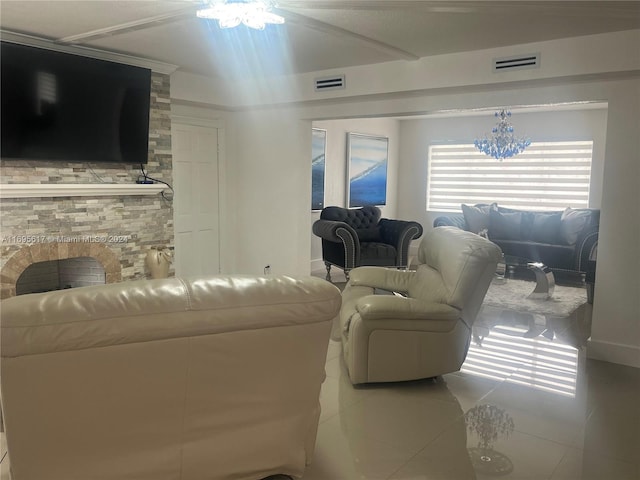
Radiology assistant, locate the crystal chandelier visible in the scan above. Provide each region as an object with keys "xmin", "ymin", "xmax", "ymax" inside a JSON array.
[
  {"xmin": 196, "ymin": 0, "xmax": 285, "ymax": 30},
  {"xmin": 474, "ymin": 110, "xmax": 531, "ymax": 161}
]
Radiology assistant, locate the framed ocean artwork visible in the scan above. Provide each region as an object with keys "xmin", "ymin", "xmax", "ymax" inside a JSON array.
[
  {"xmin": 311, "ymin": 128, "xmax": 327, "ymax": 211},
  {"xmin": 347, "ymin": 133, "xmax": 388, "ymax": 207}
]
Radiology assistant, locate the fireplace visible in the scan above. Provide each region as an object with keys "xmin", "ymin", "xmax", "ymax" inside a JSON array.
[
  {"xmin": 16, "ymin": 256, "xmax": 106, "ymax": 295},
  {"xmin": 1, "ymin": 242, "xmax": 121, "ymax": 299},
  {"xmin": 0, "ymin": 72, "xmax": 174, "ymax": 299}
]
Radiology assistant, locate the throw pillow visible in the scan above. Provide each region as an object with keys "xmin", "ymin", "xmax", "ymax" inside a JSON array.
[
  {"xmin": 461, "ymin": 203, "xmax": 493, "ymax": 234},
  {"xmin": 559, "ymin": 207, "xmax": 591, "ymax": 245},
  {"xmin": 489, "ymin": 208, "xmax": 523, "ymax": 240},
  {"xmin": 530, "ymin": 212, "xmax": 562, "ymax": 244}
]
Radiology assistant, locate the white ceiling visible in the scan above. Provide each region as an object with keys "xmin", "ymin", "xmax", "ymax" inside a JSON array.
[{"xmin": 1, "ymin": 1, "xmax": 639, "ymax": 79}]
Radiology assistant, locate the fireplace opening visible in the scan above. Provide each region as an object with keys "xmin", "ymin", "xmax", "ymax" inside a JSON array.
[{"xmin": 16, "ymin": 256, "xmax": 106, "ymax": 295}]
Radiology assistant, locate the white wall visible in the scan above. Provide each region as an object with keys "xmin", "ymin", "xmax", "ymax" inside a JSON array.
[
  {"xmin": 171, "ymin": 31, "xmax": 640, "ymax": 367},
  {"xmin": 310, "ymin": 117, "xmax": 400, "ymax": 272},
  {"xmin": 200, "ymin": 30, "xmax": 640, "ymax": 107},
  {"xmin": 227, "ymin": 109, "xmax": 312, "ymax": 276},
  {"xmin": 589, "ymin": 83, "xmax": 640, "ymax": 366}
]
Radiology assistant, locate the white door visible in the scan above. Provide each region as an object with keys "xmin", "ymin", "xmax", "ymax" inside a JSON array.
[{"xmin": 172, "ymin": 121, "xmax": 220, "ymax": 276}]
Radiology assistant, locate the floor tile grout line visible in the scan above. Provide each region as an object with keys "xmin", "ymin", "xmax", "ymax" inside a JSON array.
[
  {"xmin": 384, "ymin": 410, "xmax": 469, "ymax": 480},
  {"xmin": 317, "ymin": 393, "xmax": 371, "ymax": 426},
  {"xmin": 548, "ymin": 444, "xmax": 578, "ymax": 480}
]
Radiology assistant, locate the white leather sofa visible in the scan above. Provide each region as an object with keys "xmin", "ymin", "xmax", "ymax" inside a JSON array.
[
  {"xmin": 0, "ymin": 275, "xmax": 341, "ymax": 480},
  {"xmin": 340, "ymin": 226, "xmax": 502, "ymax": 384}
]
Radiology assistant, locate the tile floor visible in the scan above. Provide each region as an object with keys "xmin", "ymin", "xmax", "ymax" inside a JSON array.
[
  {"xmin": 1, "ymin": 272, "xmax": 638, "ymax": 480},
  {"xmin": 301, "ymin": 269, "xmax": 639, "ymax": 480}
]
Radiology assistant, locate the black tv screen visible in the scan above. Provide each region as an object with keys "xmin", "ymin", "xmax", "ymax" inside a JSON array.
[{"xmin": 1, "ymin": 42, "xmax": 151, "ymax": 164}]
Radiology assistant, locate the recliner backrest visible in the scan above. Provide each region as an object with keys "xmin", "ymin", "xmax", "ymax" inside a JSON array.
[{"xmin": 414, "ymin": 227, "xmax": 503, "ymax": 326}]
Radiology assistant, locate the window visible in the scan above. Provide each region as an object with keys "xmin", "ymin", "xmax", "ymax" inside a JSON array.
[{"xmin": 427, "ymin": 141, "xmax": 593, "ymax": 212}]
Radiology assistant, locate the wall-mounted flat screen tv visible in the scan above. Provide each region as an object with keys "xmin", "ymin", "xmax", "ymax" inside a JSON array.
[{"xmin": 1, "ymin": 42, "xmax": 151, "ymax": 164}]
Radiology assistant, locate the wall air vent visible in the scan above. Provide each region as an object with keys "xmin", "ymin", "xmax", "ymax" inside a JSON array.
[
  {"xmin": 314, "ymin": 75, "xmax": 345, "ymax": 92},
  {"xmin": 493, "ymin": 53, "xmax": 540, "ymax": 72}
]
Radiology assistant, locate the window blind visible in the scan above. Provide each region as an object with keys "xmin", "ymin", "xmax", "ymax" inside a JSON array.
[{"xmin": 427, "ymin": 141, "xmax": 593, "ymax": 212}]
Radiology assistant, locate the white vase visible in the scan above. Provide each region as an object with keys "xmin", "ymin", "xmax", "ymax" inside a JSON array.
[{"xmin": 145, "ymin": 247, "xmax": 172, "ymax": 279}]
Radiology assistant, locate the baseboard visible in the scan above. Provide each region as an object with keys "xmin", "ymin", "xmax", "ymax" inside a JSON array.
[
  {"xmin": 311, "ymin": 259, "xmax": 325, "ymax": 274},
  {"xmin": 587, "ymin": 339, "xmax": 640, "ymax": 368}
]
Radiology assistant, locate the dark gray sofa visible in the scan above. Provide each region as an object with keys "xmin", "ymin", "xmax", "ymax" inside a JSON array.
[{"xmin": 433, "ymin": 203, "xmax": 599, "ymax": 277}]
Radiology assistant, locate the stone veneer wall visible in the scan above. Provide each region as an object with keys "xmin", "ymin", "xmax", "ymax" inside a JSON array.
[{"xmin": 0, "ymin": 72, "xmax": 173, "ymax": 298}]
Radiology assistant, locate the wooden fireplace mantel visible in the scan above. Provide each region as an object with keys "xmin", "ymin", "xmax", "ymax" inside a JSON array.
[{"xmin": 0, "ymin": 183, "xmax": 166, "ymax": 199}]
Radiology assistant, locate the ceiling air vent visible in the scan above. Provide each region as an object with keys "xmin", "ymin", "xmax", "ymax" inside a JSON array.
[
  {"xmin": 314, "ymin": 75, "xmax": 345, "ymax": 92},
  {"xmin": 493, "ymin": 53, "xmax": 540, "ymax": 72}
]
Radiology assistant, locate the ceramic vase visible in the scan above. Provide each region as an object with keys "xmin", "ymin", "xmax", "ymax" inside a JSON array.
[{"xmin": 145, "ymin": 247, "xmax": 172, "ymax": 279}]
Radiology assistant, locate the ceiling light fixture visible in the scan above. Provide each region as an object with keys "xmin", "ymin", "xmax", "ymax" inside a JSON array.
[
  {"xmin": 196, "ymin": 0, "xmax": 284, "ymax": 30},
  {"xmin": 474, "ymin": 110, "xmax": 531, "ymax": 161}
]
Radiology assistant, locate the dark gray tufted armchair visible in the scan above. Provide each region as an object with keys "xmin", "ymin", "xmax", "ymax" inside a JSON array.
[{"xmin": 312, "ymin": 205, "xmax": 423, "ymax": 281}]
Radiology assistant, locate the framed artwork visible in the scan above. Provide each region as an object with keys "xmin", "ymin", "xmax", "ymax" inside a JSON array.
[
  {"xmin": 347, "ymin": 133, "xmax": 388, "ymax": 207},
  {"xmin": 311, "ymin": 128, "xmax": 327, "ymax": 211}
]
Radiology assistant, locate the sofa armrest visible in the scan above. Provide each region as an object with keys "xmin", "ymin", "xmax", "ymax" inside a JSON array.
[
  {"xmin": 348, "ymin": 266, "xmax": 416, "ymax": 293},
  {"xmin": 313, "ymin": 219, "xmax": 361, "ymax": 270},
  {"xmin": 355, "ymin": 296, "xmax": 460, "ymax": 322},
  {"xmin": 433, "ymin": 214, "xmax": 466, "ymax": 229},
  {"xmin": 378, "ymin": 219, "xmax": 423, "ymax": 266},
  {"xmin": 575, "ymin": 225, "xmax": 599, "ymax": 272},
  {"xmin": 312, "ymin": 219, "xmax": 357, "ymax": 243}
]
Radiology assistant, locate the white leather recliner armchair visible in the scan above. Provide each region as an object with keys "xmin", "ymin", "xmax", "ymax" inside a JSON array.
[
  {"xmin": 340, "ymin": 226, "xmax": 502, "ymax": 384},
  {"xmin": 1, "ymin": 275, "xmax": 341, "ymax": 480}
]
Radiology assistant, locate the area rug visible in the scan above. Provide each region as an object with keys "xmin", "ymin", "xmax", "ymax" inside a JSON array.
[
  {"xmin": 332, "ymin": 278, "xmax": 587, "ymax": 317},
  {"xmin": 483, "ymin": 279, "xmax": 587, "ymax": 317}
]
